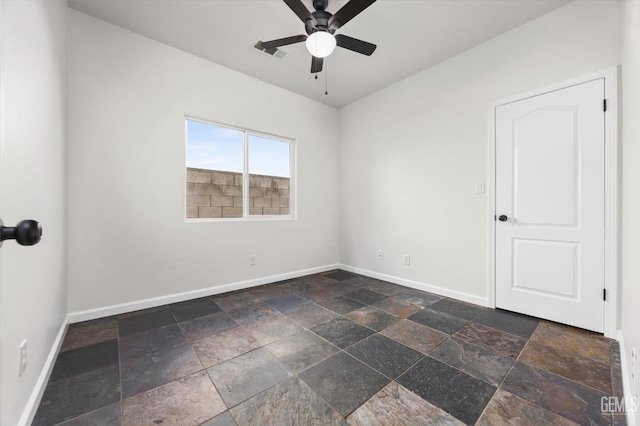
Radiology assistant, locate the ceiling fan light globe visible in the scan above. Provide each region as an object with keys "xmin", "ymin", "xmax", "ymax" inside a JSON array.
[{"xmin": 305, "ymin": 31, "xmax": 336, "ymax": 58}]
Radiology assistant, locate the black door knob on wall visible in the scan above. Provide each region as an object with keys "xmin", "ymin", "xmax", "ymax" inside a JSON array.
[
  {"xmin": 0, "ymin": 219, "xmax": 42, "ymax": 247},
  {"xmin": 498, "ymin": 215, "xmax": 508, "ymax": 222}
]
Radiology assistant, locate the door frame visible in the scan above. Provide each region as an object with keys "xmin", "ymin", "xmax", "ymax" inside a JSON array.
[{"xmin": 486, "ymin": 67, "xmax": 619, "ymax": 339}]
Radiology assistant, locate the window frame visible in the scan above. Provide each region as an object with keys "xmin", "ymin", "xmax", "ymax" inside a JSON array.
[{"xmin": 185, "ymin": 116, "xmax": 296, "ymax": 222}]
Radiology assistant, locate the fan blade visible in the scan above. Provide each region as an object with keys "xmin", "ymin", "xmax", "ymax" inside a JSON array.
[
  {"xmin": 311, "ymin": 56, "xmax": 324, "ymax": 73},
  {"xmin": 335, "ymin": 34, "xmax": 376, "ymax": 56},
  {"xmin": 283, "ymin": 0, "xmax": 316, "ymax": 25},
  {"xmin": 261, "ymin": 35, "xmax": 307, "ymax": 50},
  {"xmin": 328, "ymin": 0, "xmax": 376, "ymax": 30}
]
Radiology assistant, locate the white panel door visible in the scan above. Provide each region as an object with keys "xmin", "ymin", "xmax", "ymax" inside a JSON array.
[{"xmin": 495, "ymin": 79, "xmax": 605, "ymax": 332}]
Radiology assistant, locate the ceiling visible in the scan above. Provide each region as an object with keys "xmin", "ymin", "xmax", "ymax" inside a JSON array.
[{"xmin": 68, "ymin": 0, "xmax": 571, "ymax": 108}]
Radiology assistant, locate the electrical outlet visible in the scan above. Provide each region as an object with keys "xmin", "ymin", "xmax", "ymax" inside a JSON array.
[
  {"xmin": 377, "ymin": 250, "xmax": 384, "ymax": 261},
  {"xmin": 19, "ymin": 340, "xmax": 27, "ymax": 377},
  {"xmin": 475, "ymin": 182, "xmax": 485, "ymax": 194},
  {"xmin": 404, "ymin": 255, "xmax": 411, "ymax": 265},
  {"xmin": 249, "ymin": 255, "xmax": 256, "ymax": 266},
  {"xmin": 632, "ymin": 348, "xmax": 637, "ymax": 384}
]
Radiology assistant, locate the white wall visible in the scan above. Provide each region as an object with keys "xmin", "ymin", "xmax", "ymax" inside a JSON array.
[
  {"xmin": 67, "ymin": 11, "xmax": 340, "ymax": 315},
  {"xmin": 621, "ymin": 0, "xmax": 640, "ymax": 422},
  {"xmin": 0, "ymin": 1, "xmax": 68, "ymax": 424},
  {"xmin": 338, "ymin": 0, "xmax": 622, "ymax": 302}
]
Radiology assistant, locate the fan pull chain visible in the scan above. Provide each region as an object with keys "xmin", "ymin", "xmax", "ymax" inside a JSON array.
[
  {"xmin": 325, "ymin": 60, "xmax": 328, "ymax": 95},
  {"xmin": 315, "ymin": 73, "xmax": 318, "ymax": 80}
]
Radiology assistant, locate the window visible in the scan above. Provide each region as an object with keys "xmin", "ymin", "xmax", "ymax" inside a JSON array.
[{"xmin": 186, "ymin": 118, "xmax": 294, "ymax": 220}]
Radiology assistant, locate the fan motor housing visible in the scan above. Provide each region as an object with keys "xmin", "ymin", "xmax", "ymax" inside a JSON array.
[
  {"xmin": 309, "ymin": 10, "xmax": 333, "ymax": 34},
  {"xmin": 313, "ymin": 0, "xmax": 328, "ymax": 11}
]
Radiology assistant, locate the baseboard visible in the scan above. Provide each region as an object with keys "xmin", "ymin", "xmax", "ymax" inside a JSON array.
[
  {"xmin": 18, "ymin": 314, "xmax": 69, "ymax": 426},
  {"xmin": 617, "ymin": 330, "xmax": 638, "ymax": 426},
  {"xmin": 338, "ymin": 264, "xmax": 490, "ymax": 307},
  {"xmin": 68, "ymin": 264, "xmax": 340, "ymax": 323}
]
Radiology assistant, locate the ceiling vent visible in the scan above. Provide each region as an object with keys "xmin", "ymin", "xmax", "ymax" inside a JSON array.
[{"xmin": 252, "ymin": 40, "xmax": 290, "ymax": 61}]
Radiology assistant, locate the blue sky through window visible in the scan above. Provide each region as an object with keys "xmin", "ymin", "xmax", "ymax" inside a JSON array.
[
  {"xmin": 186, "ymin": 120, "xmax": 243, "ymax": 172},
  {"xmin": 249, "ymin": 135, "xmax": 290, "ymax": 178},
  {"xmin": 186, "ymin": 120, "xmax": 290, "ymax": 178}
]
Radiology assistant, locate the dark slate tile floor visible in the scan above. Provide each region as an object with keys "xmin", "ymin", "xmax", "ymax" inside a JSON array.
[{"xmin": 34, "ymin": 270, "xmax": 626, "ymax": 425}]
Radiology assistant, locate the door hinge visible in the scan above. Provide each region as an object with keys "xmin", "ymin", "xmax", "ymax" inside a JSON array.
[
  {"xmin": 603, "ymin": 99, "xmax": 607, "ymax": 112},
  {"xmin": 603, "ymin": 288, "xmax": 607, "ymax": 301}
]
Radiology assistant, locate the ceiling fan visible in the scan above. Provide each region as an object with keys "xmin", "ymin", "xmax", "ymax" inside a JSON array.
[{"xmin": 260, "ymin": 0, "xmax": 377, "ymax": 73}]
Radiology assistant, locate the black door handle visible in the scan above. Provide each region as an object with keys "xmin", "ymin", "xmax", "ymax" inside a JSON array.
[
  {"xmin": 0, "ymin": 219, "xmax": 42, "ymax": 247},
  {"xmin": 498, "ymin": 215, "xmax": 508, "ymax": 222}
]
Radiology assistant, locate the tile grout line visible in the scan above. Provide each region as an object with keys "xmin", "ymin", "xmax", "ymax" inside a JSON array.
[
  {"xmin": 515, "ymin": 330, "xmax": 616, "ymax": 397},
  {"xmin": 174, "ymin": 306, "xmax": 234, "ymax": 424},
  {"xmin": 471, "ymin": 323, "xmax": 536, "ymax": 425},
  {"xmin": 294, "ymin": 299, "xmax": 459, "ymax": 422},
  {"xmin": 492, "ymin": 323, "xmax": 609, "ymax": 425},
  {"xmin": 119, "ymin": 305, "xmax": 223, "ymax": 421},
  {"xmin": 255, "ymin": 312, "xmax": 347, "ymax": 421},
  {"xmin": 291, "ymin": 280, "xmax": 479, "ymax": 416},
  {"xmin": 208, "ymin": 291, "xmax": 348, "ymax": 420},
  {"xmin": 253, "ymin": 287, "xmax": 403, "ymax": 421}
]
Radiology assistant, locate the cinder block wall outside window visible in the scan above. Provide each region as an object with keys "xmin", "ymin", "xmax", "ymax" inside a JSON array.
[{"xmin": 186, "ymin": 167, "xmax": 290, "ymax": 218}]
